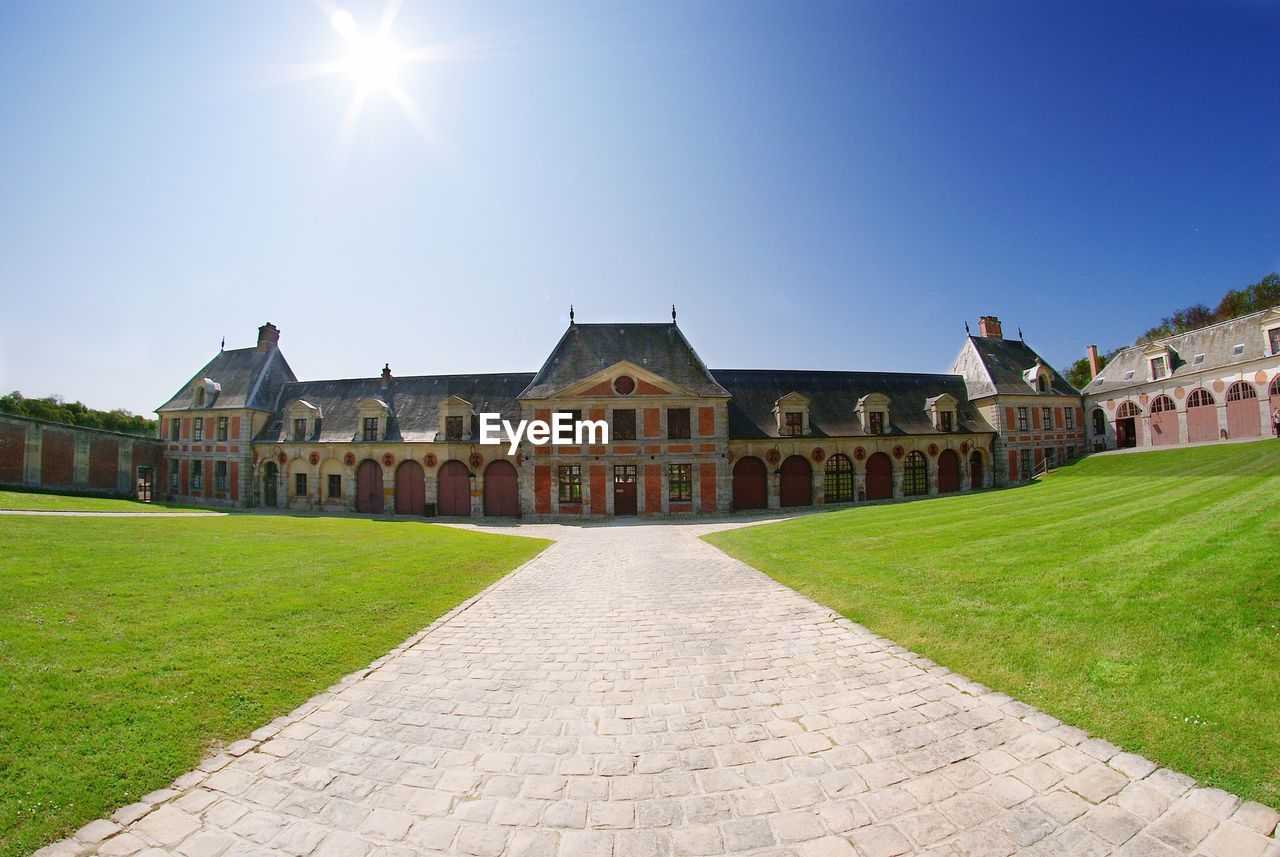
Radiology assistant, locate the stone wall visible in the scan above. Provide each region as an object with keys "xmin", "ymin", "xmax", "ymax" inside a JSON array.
[{"xmin": 0, "ymin": 413, "xmax": 162, "ymax": 498}]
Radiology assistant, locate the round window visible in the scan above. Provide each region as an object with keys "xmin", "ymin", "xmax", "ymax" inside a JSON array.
[{"xmin": 613, "ymin": 375, "xmax": 636, "ymax": 395}]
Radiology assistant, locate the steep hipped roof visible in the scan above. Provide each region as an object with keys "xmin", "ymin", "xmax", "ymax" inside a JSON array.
[
  {"xmin": 521, "ymin": 323, "xmax": 730, "ymax": 399},
  {"xmin": 951, "ymin": 336, "xmax": 1079, "ymax": 399},
  {"xmin": 711, "ymin": 370, "xmax": 993, "ymax": 438},
  {"xmin": 156, "ymin": 346, "xmax": 296, "ymax": 412},
  {"xmin": 1086, "ymin": 307, "xmax": 1280, "ymax": 396},
  {"xmin": 257, "ymin": 374, "xmax": 533, "ymax": 443}
]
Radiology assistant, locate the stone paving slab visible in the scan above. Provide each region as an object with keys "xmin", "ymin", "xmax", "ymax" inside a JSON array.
[{"xmin": 40, "ymin": 521, "xmax": 1280, "ymax": 856}]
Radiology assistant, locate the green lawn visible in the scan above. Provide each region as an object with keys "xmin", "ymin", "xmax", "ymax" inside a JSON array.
[
  {"xmin": 0, "ymin": 489, "xmax": 213, "ymax": 513},
  {"xmin": 705, "ymin": 441, "xmax": 1280, "ymax": 808},
  {"xmin": 0, "ymin": 516, "xmax": 549, "ymax": 857}
]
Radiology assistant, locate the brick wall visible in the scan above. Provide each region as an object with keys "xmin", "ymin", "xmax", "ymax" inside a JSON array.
[
  {"xmin": 0, "ymin": 421, "xmax": 24, "ymax": 483},
  {"xmin": 89, "ymin": 437, "xmax": 120, "ymax": 489},
  {"xmin": 0, "ymin": 413, "xmax": 162, "ymax": 498},
  {"xmin": 41, "ymin": 429, "xmax": 74, "ymax": 486}
]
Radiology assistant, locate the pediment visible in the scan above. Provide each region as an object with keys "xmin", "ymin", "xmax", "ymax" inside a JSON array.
[
  {"xmin": 1262, "ymin": 307, "xmax": 1280, "ymax": 325},
  {"xmin": 774, "ymin": 391, "xmax": 810, "ymax": 407},
  {"xmin": 925, "ymin": 393, "xmax": 958, "ymax": 410},
  {"xmin": 356, "ymin": 397, "xmax": 389, "ymax": 413},
  {"xmin": 286, "ymin": 399, "xmax": 320, "ymax": 416},
  {"xmin": 440, "ymin": 395, "xmax": 474, "ymax": 411},
  {"xmin": 551, "ymin": 360, "xmax": 695, "ymax": 399},
  {"xmin": 857, "ymin": 392, "xmax": 890, "ymax": 409}
]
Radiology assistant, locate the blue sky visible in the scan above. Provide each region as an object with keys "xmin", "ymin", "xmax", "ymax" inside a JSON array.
[{"xmin": 0, "ymin": 0, "xmax": 1276, "ymax": 415}]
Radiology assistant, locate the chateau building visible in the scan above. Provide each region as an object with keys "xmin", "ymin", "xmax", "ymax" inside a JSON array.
[
  {"xmin": 1081, "ymin": 307, "xmax": 1280, "ymax": 450},
  {"xmin": 155, "ymin": 314, "xmax": 1092, "ymax": 517}
]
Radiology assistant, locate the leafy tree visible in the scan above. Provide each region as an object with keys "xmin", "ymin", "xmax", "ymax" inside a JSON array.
[{"xmin": 0, "ymin": 391, "xmax": 156, "ymax": 436}]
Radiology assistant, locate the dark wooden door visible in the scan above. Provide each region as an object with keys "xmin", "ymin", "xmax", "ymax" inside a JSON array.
[
  {"xmin": 937, "ymin": 450, "xmax": 959, "ymax": 493},
  {"xmin": 262, "ymin": 462, "xmax": 278, "ymax": 507},
  {"xmin": 779, "ymin": 455, "xmax": 811, "ymax": 507},
  {"xmin": 484, "ymin": 460, "xmax": 519, "ymax": 516},
  {"xmin": 1116, "ymin": 418, "xmax": 1136, "ymax": 448},
  {"xmin": 437, "ymin": 460, "xmax": 471, "ymax": 516},
  {"xmin": 865, "ymin": 452, "xmax": 892, "ymax": 500},
  {"xmin": 613, "ymin": 465, "xmax": 637, "ymax": 515},
  {"xmin": 731, "ymin": 457, "xmax": 767, "ymax": 510},
  {"xmin": 969, "ymin": 451, "xmax": 984, "ymax": 489},
  {"xmin": 136, "ymin": 466, "xmax": 153, "ymax": 502},
  {"xmin": 356, "ymin": 459, "xmax": 383, "ymax": 513},
  {"xmin": 395, "ymin": 460, "xmax": 426, "ymax": 516}
]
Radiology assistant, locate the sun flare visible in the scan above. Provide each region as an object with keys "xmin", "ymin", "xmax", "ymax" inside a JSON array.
[{"xmin": 330, "ymin": 9, "xmax": 403, "ymax": 92}]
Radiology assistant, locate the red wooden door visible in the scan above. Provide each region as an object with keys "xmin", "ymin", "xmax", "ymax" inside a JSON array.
[
  {"xmin": 1226, "ymin": 384, "xmax": 1261, "ymax": 438},
  {"xmin": 779, "ymin": 455, "xmax": 811, "ymax": 507},
  {"xmin": 1186, "ymin": 402, "xmax": 1218, "ymax": 442},
  {"xmin": 612, "ymin": 465, "xmax": 637, "ymax": 515},
  {"xmin": 355, "ymin": 459, "xmax": 383, "ymax": 513},
  {"xmin": 968, "ymin": 451, "xmax": 983, "ymax": 490},
  {"xmin": 865, "ymin": 453, "xmax": 892, "ymax": 500},
  {"xmin": 937, "ymin": 449, "xmax": 960, "ymax": 493},
  {"xmin": 483, "ymin": 460, "xmax": 519, "ymax": 516},
  {"xmin": 437, "ymin": 460, "xmax": 471, "ymax": 516},
  {"xmin": 731, "ymin": 457, "xmax": 766, "ymax": 510},
  {"xmin": 1150, "ymin": 412, "xmax": 1178, "ymax": 445},
  {"xmin": 395, "ymin": 460, "xmax": 425, "ymax": 516}
]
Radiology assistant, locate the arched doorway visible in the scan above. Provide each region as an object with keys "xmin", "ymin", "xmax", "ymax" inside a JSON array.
[
  {"xmin": 865, "ymin": 452, "xmax": 892, "ymax": 501},
  {"xmin": 968, "ymin": 450, "xmax": 984, "ymax": 490},
  {"xmin": 1115, "ymin": 401, "xmax": 1141, "ymax": 448},
  {"xmin": 731, "ymin": 456, "xmax": 767, "ymax": 510},
  {"xmin": 823, "ymin": 454, "xmax": 854, "ymax": 503},
  {"xmin": 937, "ymin": 449, "xmax": 959, "ymax": 493},
  {"xmin": 903, "ymin": 451, "xmax": 928, "ymax": 496},
  {"xmin": 779, "ymin": 455, "xmax": 811, "ymax": 507},
  {"xmin": 1271, "ymin": 376, "xmax": 1280, "ymax": 436},
  {"xmin": 1186, "ymin": 389, "xmax": 1217, "ymax": 442},
  {"xmin": 261, "ymin": 461, "xmax": 278, "ymax": 507},
  {"xmin": 483, "ymin": 459, "xmax": 519, "ymax": 517},
  {"xmin": 1091, "ymin": 408, "xmax": 1107, "ymax": 440},
  {"xmin": 437, "ymin": 460, "xmax": 471, "ymax": 516},
  {"xmin": 395, "ymin": 460, "xmax": 425, "ymax": 516},
  {"xmin": 1226, "ymin": 382, "xmax": 1261, "ymax": 438},
  {"xmin": 1149, "ymin": 395, "xmax": 1177, "ymax": 446},
  {"xmin": 355, "ymin": 459, "xmax": 383, "ymax": 513}
]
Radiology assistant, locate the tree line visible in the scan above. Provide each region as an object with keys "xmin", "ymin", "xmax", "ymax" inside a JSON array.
[
  {"xmin": 1063, "ymin": 272, "xmax": 1280, "ymax": 390},
  {"xmin": 0, "ymin": 391, "xmax": 157, "ymax": 437}
]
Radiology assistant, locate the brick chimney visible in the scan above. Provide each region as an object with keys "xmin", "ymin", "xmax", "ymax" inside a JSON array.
[
  {"xmin": 381, "ymin": 363, "xmax": 392, "ymax": 384},
  {"xmin": 1087, "ymin": 344, "xmax": 1101, "ymax": 379},
  {"xmin": 977, "ymin": 316, "xmax": 1003, "ymax": 339},
  {"xmin": 256, "ymin": 322, "xmax": 280, "ymax": 351}
]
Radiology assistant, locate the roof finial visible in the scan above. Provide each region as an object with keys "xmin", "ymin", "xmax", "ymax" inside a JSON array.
[
  {"xmin": 1018, "ymin": 326, "xmax": 1024, "ymax": 340},
  {"xmin": 672, "ymin": 304, "xmax": 677, "ymax": 323},
  {"xmin": 569, "ymin": 304, "xmax": 575, "ymax": 325},
  {"xmin": 964, "ymin": 321, "xmax": 970, "ymax": 335},
  {"xmin": 220, "ymin": 336, "xmax": 225, "ymax": 351}
]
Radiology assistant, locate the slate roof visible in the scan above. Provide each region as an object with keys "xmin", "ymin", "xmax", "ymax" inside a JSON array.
[
  {"xmin": 951, "ymin": 336, "xmax": 1079, "ymax": 399},
  {"xmin": 710, "ymin": 370, "xmax": 993, "ymax": 439},
  {"xmin": 522, "ymin": 324, "xmax": 730, "ymax": 399},
  {"xmin": 156, "ymin": 346, "xmax": 296, "ymax": 412},
  {"xmin": 1086, "ymin": 307, "xmax": 1280, "ymax": 396},
  {"xmin": 256, "ymin": 374, "xmax": 534, "ymax": 444}
]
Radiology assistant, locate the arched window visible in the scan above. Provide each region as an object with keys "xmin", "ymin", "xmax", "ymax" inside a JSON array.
[
  {"xmin": 1150, "ymin": 395, "xmax": 1176, "ymax": 413},
  {"xmin": 1226, "ymin": 381, "xmax": 1258, "ymax": 402},
  {"xmin": 824, "ymin": 454, "xmax": 854, "ymax": 503},
  {"xmin": 1036, "ymin": 375, "xmax": 1048, "ymax": 392},
  {"xmin": 1092, "ymin": 408, "xmax": 1106, "ymax": 435},
  {"xmin": 1187, "ymin": 388, "xmax": 1215, "ymax": 408},
  {"xmin": 195, "ymin": 387, "xmax": 205, "ymax": 406},
  {"xmin": 903, "ymin": 451, "xmax": 928, "ymax": 497},
  {"xmin": 1271, "ymin": 376, "xmax": 1280, "ymax": 397},
  {"xmin": 1116, "ymin": 401, "xmax": 1142, "ymax": 418}
]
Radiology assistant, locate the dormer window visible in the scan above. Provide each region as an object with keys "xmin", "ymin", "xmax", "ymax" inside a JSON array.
[
  {"xmin": 446, "ymin": 415, "xmax": 465, "ymax": 441},
  {"xmin": 1269, "ymin": 328, "xmax": 1280, "ymax": 356},
  {"xmin": 285, "ymin": 399, "xmax": 321, "ymax": 444},
  {"xmin": 939, "ymin": 411, "xmax": 953, "ymax": 432},
  {"xmin": 195, "ymin": 387, "xmax": 205, "ymax": 406},
  {"xmin": 856, "ymin": 393, "xmax": 890, "ymax": 436},
  {"xmin": 293, "ymin": 418, "xmax": 307, "ymax": 442},
  {"xmin": 783, "ymin": 412, "xmax": 803, "ymax": 436},
  {"xmin": 925, "ymin": 393, "xmax": 958, "ymax": 433},
  {"xmin": 1036, "ymin": 376, "xmax": 1047, "ymax": 393},
  {"xmin": 191, "ymin": 377, "xmax": 220, "ymax": 408},
  {"xmin": 1150, "ymin": 356, "xmax": 1168, "ymax": 380},
  {"xmin": 363, "ymin": 417, "xmax": 379, "ymax": 442},
  {"xmin": 772, "ymin": 392, "xmax": 811, "ymax": 437},
  {"xmin": 1232, "ymin": 344, "xmax": 1245, "ymax": 356},
  {"xmin": 437, "ymin": 395, "xmax": 474, "ymax": 443},
  {"xmin": 869, "ymin": 412, "xmax": 885, "ymax": 434}
]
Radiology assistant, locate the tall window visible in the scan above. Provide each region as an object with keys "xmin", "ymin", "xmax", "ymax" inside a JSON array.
[
  {"xmin": 217, "ymin": 416, "xmax": 228, "ymax": 441},
  {"xmin": 1065, "ymin": 408, "xmax": 1075, "ymax": 429},
  {"xmin": 195, "ymin": 387, "xmax": 205, "ymax": 406},
  {"xmin": 168, "ymin": 461, "xmax": 179, "ymax": 490},
  {"xmin": 558, "ymin": 465, "xmax": 582, "ymax": 503},
  {"xmin": 783, "ymin": 412, "xmax": 803, "ymax": 436},
  {"xmin": 903, "ymin": 451, "xmax": 927, "ymax": 496},
  {"xmin": 328, "ymin": 474, "xmax": 342, "ymax": 498},
  {"xmin": 824, "ymin": 453, "xmax": 854, "ymax": 503},
  {"xmin": 1041, "ymin": 407, "xmax": 1052, "ymax": 429},
  {"xmin": 668, "ymin": 408, "xmax": 691, "ymax": 439},
  {"xmin": 938, "ymin": 411, "xmax": 953, "ymax": 432},
  {"xmin": 193, "ymin": 417, "xmax": 204, "ymax": 442},
  {"xmin": 1016, "ymin": 407, "xmax": 1029, "ymax": 431},
  {"xmin": 445, "ymin": 415, "xmax": 464, "ymax": 441},
  {"xmin": 868, "ymin": 412, "xmax": 885, "ymax": 435},
  {"xmin": 214, "ymin": 460, "xmax": 228, "ymax": 492},
  {"xmin": 1019, "ymin": 449, "xmax": 1032, "ymax": 481},
  {"xmin": 668, "ymin": 464, "xmax": 692, "ymax": 501},
  {"xmin": 191, "ymin": 460, "xmax": 203, "ymax": 491},
  {"xmin": 1150, "ymin": 356, "xmax": 1168, "ymax": 380},
  {"xmin": 169, "ymin": 419, "xmax": 180, "ymax": 441},
  {"xmin": 1036, "ymin": 375, "xmax": 1048, "ymax": 392},
  {"xmin": 293, "ymin": 418, "xmax": 307, "ymax": 441},
  {"xmin": 295, "ymin": 473, "xmax": 307, "ymax": 497},
  {"xmin": 1270, "ymin": 328, "xmax": 1280, "ymax": 355},
  {"xmin": 363, "ymin": 417, "xmax": 379, "ymax": 441},
  {"xmin": 612, "ymin": 409, "xmax": 636, "ymax": 440}
]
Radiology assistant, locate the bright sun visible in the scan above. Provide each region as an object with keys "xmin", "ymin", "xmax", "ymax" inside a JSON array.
[{"xmin": 330, "ymin": 9, "xmax": 403, "ymax": 92}]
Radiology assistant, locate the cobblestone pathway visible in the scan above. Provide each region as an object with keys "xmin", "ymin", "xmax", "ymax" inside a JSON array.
[{"xmin": 44, "ymin": 521, "xmax": 1280, "ymax": 857}]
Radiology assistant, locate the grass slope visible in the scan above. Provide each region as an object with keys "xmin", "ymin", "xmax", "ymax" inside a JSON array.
[
  {"xmin": 705, "ymin": 441, "xmax": 1280, "ymax": 807},
  {"xmin": 0, "ymin": 490, "xmax": 212, "ymax": 513},
  {"xmin": 0, "ymin": 516, "xmax": 549, "ymax": 856}
]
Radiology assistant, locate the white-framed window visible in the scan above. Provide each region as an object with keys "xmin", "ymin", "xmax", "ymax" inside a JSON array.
[
  {"xmin": 193, "ymin": 417, "xmax": 203, "ymax": 442},
  {"xmin": 1150, "ymin": 356, "xmax": 1168, "ymax": 380},
  {"xmin": 1065, "ymin": 408, "xmax": 1075, "ymax": 430},
  {"xmin": 214, "ymin": 460, "xmax": 228, "ymax": 492}
]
